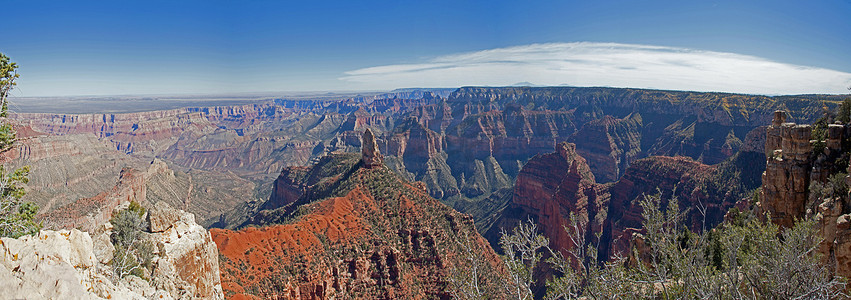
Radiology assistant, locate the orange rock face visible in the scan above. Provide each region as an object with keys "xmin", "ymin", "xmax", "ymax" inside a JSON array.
[
  {"xmin": 493, "ymin": 142, "xmax": 604, "ymax": 258},
  {"xmin": 212, "ymin": 155, "xmax": 509, "ymax": 299},
  {"xmin": 491, "ymin": 141, "xmax": 750, "ymax": 268},
  {"xmin": 758, "ymin": 110, "xmax": 851, "ymax": 280}
]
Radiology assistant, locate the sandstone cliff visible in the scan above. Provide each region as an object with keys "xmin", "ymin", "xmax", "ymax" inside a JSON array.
[
  {"xmin": 490, "ymin": 140, "xmax": 761, "ymax": 265},
  {"xmin": 486, "ymin": 142, "xmax": 605, "ymax": 259},
  {"xmin": 758, "ymin": 110, "xmax": 851, "ymax": 278}
]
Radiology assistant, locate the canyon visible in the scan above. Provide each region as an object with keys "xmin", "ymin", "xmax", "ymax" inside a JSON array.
[
  {"xmin": 4, "ymin": 86, "xmax": 848, "ymax": 298},
  {"xmin": 12, "ymin": 87, "xmax": 836, "ymax": 229}
]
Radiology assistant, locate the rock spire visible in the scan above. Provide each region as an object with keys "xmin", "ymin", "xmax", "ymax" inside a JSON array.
[{"xmin": 362, "ymin": 128, "xmax": 383, "ymax": 168}]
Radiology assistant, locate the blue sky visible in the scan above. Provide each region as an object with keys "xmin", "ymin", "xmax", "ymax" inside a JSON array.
[{"xmin": 4, "ymin": 0, "xmax": 851, "ymax": 96}]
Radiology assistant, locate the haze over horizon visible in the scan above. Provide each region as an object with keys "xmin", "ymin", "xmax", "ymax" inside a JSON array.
[{"xmin": 4, "ymin": 0, "xmax": 851, "ymax": 97}]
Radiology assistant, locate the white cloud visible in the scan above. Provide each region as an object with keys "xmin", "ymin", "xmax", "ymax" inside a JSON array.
[{"xmin": 341, "ymin": 42, "xmax": 851, "ymax": 95}]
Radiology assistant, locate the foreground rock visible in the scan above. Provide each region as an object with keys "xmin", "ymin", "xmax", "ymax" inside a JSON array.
[
  {"xmin": 0, "ymin": 229, "xmax": 144, "ymax": 299},
  {"xmin": 0, "ymin": 202, "xmax": 224, "ymax": 299},
  {"xmin": 146, "ymin": 201, "xmax": 224, "ymax": 299}
]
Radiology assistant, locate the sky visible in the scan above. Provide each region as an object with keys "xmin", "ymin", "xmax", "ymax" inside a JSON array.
[{"xmin": 3, "ymin": 0, "xmax": 851, "ymax": 97}]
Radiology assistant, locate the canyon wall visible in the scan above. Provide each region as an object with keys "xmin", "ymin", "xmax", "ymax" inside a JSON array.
[
  {"xmin": 9, "ymin": 87, "xmax": 834, "ymax": 236},
  {"xmin": 758, "ymin": 110, "xmax": 851, "ymax": 278}
]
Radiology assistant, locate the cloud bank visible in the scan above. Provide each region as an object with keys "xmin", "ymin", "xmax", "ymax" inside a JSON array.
[{"xmin": 341, "ymin": 42, "xmax": 851, "ymax": 95}]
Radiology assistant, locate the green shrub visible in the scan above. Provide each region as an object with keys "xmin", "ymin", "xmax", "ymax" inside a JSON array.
[
  {"xmin": 110, "ymin": 201, "xmax": 155, "ymax": 280},
  {"xmin": 474, "ymin": 193, "xmax": 847, "ymax": 299}
]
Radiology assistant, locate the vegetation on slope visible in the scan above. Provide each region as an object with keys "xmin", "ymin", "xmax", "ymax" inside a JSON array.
[
  {"xmin": 471, "ymin": 193, "xmax": 846, "ymax": 299},
  {"xmin": 110, "ymin": 201, "xmax": 154, "ymax": 280},
  {"xmin": 213, "ymin": 153, "xmax": 510, "ymax": 298}
]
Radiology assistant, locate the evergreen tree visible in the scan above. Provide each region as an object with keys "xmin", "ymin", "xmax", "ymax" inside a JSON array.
[{"xmin": 0, "ymin": 52, "xmax": 40, "ymax": 238}]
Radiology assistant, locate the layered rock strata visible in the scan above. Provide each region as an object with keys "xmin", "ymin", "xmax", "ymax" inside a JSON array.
[
  {"xmin": 760, "ymin": 110, "xmax": 814, "ymax": 227},
  {"xmin": 758, "ymin": 110, "xmax": 851, "ymax": 279},
  {"xmin": 486, "ymin": 142, "xmax": 605, "ymax": 258}
]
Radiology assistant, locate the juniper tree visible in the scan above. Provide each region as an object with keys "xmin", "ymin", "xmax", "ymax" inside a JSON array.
[{"xmin": 0, "ymin": 52, "xmax": 40, "ymax": 238}]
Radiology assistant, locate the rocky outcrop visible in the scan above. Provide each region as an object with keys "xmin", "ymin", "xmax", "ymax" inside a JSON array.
[
  {"xmin": 40, "ymin": 163, "xmax": 153, "ymax": 232},
  {"xmin": 604, "ymin": 156, "xmax": 744, "ymax": 257},
  {"xmin": 148, "ymin": 201, "xmax": 185, "ymax": 232},
  {"xmin": 0, "ymin": 132, "xmax": 150, "ymax": 213},
  {"xmin": 757, "ymin": 110, "xmax": 851, "ymax": 280},
  {"xmin": 0, "ymin": 229, "xmax": 147, "ymax": 299},
  {"xmin": 361, "ymin": 128, "xmax": 383, "ymax": 168},
  {"xmin": 146, "ymin": 202, "xmax": 224, "ymax": 299},
  {"xmin": 260, "ymin": 166, "xmax": 308, "ymax": 212},
  {"xmin": 490, "ymin": 142, "xmax": 756, "ymax": 264},
  {"xmin": 36, "ymin": 155, "xmax": 257, "ymax": 231},
  {"xmin": 487, "ymin": 142, "xmax": 605, "ymax": 259},
  {"xmin": 760, "ymin": 111, "xmax": 814, "ymax": 227},
  {"xmin": 444, "ymin": 107, "xmax": 576, "ymax": 173},
  {"xmin": 0, "ymin": 202, "xmax": 224, "ymax": 299},
  {"xmin": 340, "ymin": 108, "xmax": 390, "ymax": 133},
  {"xmin": 211, "ymin": 153, "xmax": 509, "ymax": 299}
]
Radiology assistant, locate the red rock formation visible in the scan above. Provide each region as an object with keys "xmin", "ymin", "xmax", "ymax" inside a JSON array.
[
  {"xmin": 488, "ymin": 142, "xmax": 748, "ymax": 262},
  {"xmin": 760, "ymin": 111, "xmax": 813, "ymax": 227},
  {"xmin": 212, "ymin": 155, "xmax": 509, "ymax": 299},
  {"xmin": 339, "ymin": 107, "xmax": 390, "ymax": 132},
  {"xmin": 758, "ymin": 110, "xmax": 851, "ymax": 280},
  {"xmin": 604, "ymin": 156, "xmax": 738, "ymax": 257},
  {"xmin": 381, "ymin": 118, "xmax": 444, "ymax": 159},
  {"xmin": 495, "ymin": 142, "xmax": 604, "ymax": 258},
  {"xmin": 262, "ymin": 166, "xmax": 309, "ymax": 212},
  {"xmin": 361, "ymin": 128, "xmax": 383, "ymax": 168},
  {"xmin": 445, "ymin": 108, "xmax": 576, "ymax": 162}
]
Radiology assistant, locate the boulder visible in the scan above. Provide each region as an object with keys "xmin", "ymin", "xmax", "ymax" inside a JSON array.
[{"xmin": 148, "ymin": 200, "xmax": 184, "ymax": 232}]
